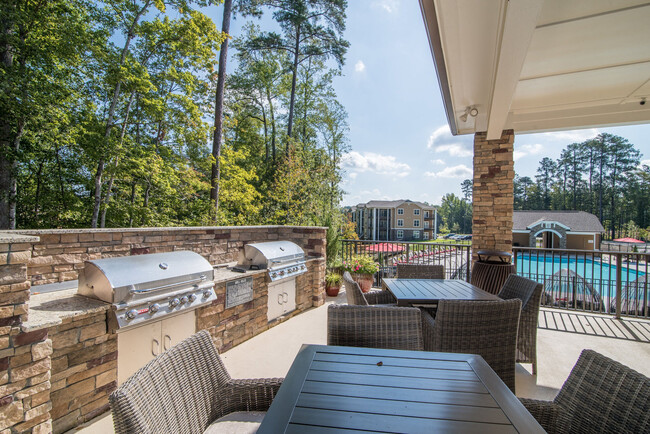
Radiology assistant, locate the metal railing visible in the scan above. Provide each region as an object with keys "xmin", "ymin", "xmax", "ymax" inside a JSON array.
[
  {"xmin": 337, "ymin": 241, "xmax": 649, "ymax": 319},
  {"xmin": 339, "ymin": 240, "xmax": 472, "ymax": 287},
  {"xmin": 513, "ymin": 247, "xmax": 649, "ymax": 319}
]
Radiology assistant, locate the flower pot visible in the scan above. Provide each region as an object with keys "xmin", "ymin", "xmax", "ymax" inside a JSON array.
[
  {"xmin": 351, "ymin": 273, "xmax": 374, "ymax": 293},
  {"xmin": 326, "ymin": 284, "xmax": 341, "ymax": 297}
]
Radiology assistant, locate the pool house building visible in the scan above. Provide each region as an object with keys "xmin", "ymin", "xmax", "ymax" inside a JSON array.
[{"xmin": 512, "ymin": 210, "xmax": 605, "ymax": 250}]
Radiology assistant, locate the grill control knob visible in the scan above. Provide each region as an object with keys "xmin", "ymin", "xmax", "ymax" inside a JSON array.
[
  {"xmin": 271, "ymin": 272, "xmax": 278, "ymax": 278},
  {"xmin": 188, "ymin": 293, "xmax": 197, "ymax": 302},
  {"xmin": 279, "ymin": 271, "xmax": 285, "ymax": 276},
  {"xmin": 149, "ymin": 303, "xmax": 160, "ymax": 314},
  {"xmin": 169, "ymin": 298, "xmax": 180, "ymax": 308},
  {"xmin": 203, "ymin": 290, "xmax": 212, "ymax": 298},
  {"xmin": 125, "ymin": 309, "xmax": 137, "ymax": 320},
  {"xmin": 180, "ymin": 296, "xmax": 189, "ymax": 304}
]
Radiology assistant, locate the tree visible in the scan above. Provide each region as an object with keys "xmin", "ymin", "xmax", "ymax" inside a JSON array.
[
  {"xmin": 535, "ymin": 157, "xmax": 556, "ymax": 209},
  {"xmin": 246, "ymin": 0, "xmax": 349, "ymax": 144},
  {"xmin": 460, "ymin": 179, "xmax": 472, "ymax": 202}
]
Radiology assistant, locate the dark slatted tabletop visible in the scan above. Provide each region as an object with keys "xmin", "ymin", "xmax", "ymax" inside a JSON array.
[
  {"xmin": 382, "ymin": 278, "xmax": 500, "ymax": 306},
  {"xmin": 258, "ymin": 345, "xmax": 544, "ymax": 433}
]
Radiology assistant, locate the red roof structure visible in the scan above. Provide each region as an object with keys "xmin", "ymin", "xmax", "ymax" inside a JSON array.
[
  {"xmin": 613, "ymin": 237, "xmax": 644, "ymax": 243},
  {"xmin": 365, "ymin": 243, "xmax": 404, "ymax": 253}
]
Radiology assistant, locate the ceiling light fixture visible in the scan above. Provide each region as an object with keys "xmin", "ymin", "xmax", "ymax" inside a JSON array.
[{"xmin": 460, "ymin": 106, "xmax": 479, "ymax": 122}]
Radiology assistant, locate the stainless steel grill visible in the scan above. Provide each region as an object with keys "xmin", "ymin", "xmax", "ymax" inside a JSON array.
[
  {"xmin": 237, "ymin": 241, "xmax": 307, "ymax": 281},
  {"xmin": 78, "ymin": 251, "xmax": 215, "ymax": 330}
]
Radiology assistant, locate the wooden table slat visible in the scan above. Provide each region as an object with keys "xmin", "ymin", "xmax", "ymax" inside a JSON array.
[
  {"xmin": 301, "ymin": 381, "xmax": 500, "ymax": 408},
  {"xmin": 289, "ymin": 407, "xmax": 518, "ymax": 434},
  {"xmin": 312, "ymin": 352, "xmax": 474, "ymax": 370},
  {"xmin": 309, "ymin": 360, "xmax": 480, "ymax": 381},
  {"xmin": 306, "ymin": 370, "xmax": 488, "ymax": 393},
  {"xmin": 296, "ymin": 393, "xmax": 511, "ymax": 424}
]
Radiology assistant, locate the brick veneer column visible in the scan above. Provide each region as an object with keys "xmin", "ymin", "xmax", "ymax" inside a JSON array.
[
  {"xmin": 0, "ymin": 235, "xmax": 53, "ymax": 433},
  {"xmin": 472, "ymin": 130, "xmax": 515, "ymax": 260}
]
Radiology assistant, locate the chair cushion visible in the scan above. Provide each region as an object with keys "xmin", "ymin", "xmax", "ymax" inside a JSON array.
[{"xmin": 204, "ymin": 411, "xmax": 266, "ymax": 434}]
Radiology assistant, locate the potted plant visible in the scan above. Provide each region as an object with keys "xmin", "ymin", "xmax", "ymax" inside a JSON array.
[
  {"xmin": 325, "ymin": 272, "xmax": 343, "ymax": 297},
  {"xmin": 341, "ymin": 255, "xmax": 380, "ymax": 293}
]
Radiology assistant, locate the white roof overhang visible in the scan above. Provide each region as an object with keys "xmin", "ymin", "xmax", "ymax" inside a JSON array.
[{"xmin": 419, "ymin": 0, "xmax": 650, "ymax": 139}]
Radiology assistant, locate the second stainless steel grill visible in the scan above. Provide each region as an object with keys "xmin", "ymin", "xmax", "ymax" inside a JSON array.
[
  {"xmin": 77, "ymin": 251, "xmax": 216, "ymax": 330},
  {"xmin": 237, "ymin": 241, "xmax": 307, "ymax": 281}
]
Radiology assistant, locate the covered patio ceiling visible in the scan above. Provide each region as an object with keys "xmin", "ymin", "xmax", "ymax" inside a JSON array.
[{"xmin": 419, "ymin": 0, "xmax": 650, "ymax": 139}]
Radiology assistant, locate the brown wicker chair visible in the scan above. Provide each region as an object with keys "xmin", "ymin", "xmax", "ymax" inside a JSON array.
[
  {"xmin": 343, "ymin": 271, "xmax": 396, "ymax": 305},
  {"xmin": 421, "ymin": 299, "xmax": 521, "ymax": 392},
  {"xmin": 109, "ymin": 330, "xmax": 282, "ymax": 434},
  {"xmin": 520, "ymin": 349, "xmax": 650, "ymax": 434},
  {"xmin": 396, "ymin": 263, "xmax": 445, "ymax": 279},
  {"xmin": 327, "ymin": 304, "xmax": 423, "ymax": 351},
  {"xmin": 497, "ymin": 274, "xmax": 543, "ymax": 374}
]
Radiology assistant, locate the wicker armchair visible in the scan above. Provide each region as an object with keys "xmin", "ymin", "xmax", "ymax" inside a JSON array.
[
  {"xmin": 327, "ymin": 304, "xmax": 423, "ymax": 351},
  {"xmin": 343, "ymin": 271, "xmax": 396, "ymax": 305},
  {"xmin": 109, "ymin": 330, "xmax": 282, "ymax": 434},
  {"xmin": 396, "ymin": 264, "xmax": 445, "ymax": 279},
  {"xmin": 520, "ymin": 349, "xmax": 650, "ymax": 434},
  {"xmin": 497, "ymin": 274, "xmax": 543, "ymax": 374},
  {"xmin": 421, "ymin": 299, "xmax": 521, "ymax": 392}
]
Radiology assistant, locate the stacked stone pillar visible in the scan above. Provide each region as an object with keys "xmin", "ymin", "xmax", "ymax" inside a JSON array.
[
  {"xmin": 472, "ymin": 130, "xmax": 515, "ymax": 260},
  {"xmin": 0, "ymin": 235, "xmax": 52, "ymax": 433}
]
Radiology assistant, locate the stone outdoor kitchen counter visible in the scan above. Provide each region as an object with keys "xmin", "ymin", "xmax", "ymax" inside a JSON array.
[{"xmin": 21, "ymin": 263, "xmax": 268, "ymax": 333}]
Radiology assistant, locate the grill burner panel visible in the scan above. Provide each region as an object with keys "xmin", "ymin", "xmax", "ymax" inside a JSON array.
[
  {"xmin": 237, "ymin": 241, "xmax": 307, "ymax": 282},
  {"xmin": 78, "ymin": 251, "xmax": 216, "ymax": 330}
]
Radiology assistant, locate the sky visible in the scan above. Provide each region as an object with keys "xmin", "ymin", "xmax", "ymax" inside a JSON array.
[{"xmin": 211, "ymin": 0, "xmax": 650, "ymax": 208}]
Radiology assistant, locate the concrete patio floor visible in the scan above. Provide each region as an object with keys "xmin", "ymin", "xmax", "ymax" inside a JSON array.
[{"xmin": 71, "ymin": 288, "xmax": 650, "ymax": 433}]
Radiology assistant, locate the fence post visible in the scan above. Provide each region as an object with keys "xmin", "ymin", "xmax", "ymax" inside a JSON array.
[
  {"xmin": 615, "ymin": 253, "xmax": 622, "ymax": 320},
  {"xmin": 465, "ymin": 246, "xmax": 471, "ymax": 283}
]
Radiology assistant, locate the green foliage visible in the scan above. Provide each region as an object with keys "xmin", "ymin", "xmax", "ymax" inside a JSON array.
[{"xmin": 325, "ymin": 272, "xmax": 342, "ymax": 286}]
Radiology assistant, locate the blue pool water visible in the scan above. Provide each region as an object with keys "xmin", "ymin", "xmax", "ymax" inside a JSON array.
[{"xmin": 514, "ymin": 253, "xmax": 645, "ymax": 283}]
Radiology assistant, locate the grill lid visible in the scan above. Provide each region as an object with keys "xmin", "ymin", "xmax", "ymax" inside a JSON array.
[
  {"xmin": 78, "ymin": 251, "xmax": 213, "ymax": 304},
  {"xmin": 238, "ymin": 241, "xmax": 305, "ymax": 269}
]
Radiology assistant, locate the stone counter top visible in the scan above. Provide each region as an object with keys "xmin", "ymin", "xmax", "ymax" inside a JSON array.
[{"xmin": 22, "ymin": 288, "xmax": 110, "ymax": 332}]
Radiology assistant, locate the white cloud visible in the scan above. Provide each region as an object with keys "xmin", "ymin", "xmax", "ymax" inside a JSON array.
[
  {"xmin": 424, "ymin": 164, "xmax": 472, "ymax": 179},
  {"xmin": 426, "ymin": 125, "xmax": 473, "ymax": 157},
  {"xmin": 348, "ymin": 172, "xmax": 358, "ymax": 180},
  {"xmin": 541, "ymin": 128, "xmax": 599, "ymax": 143},
  {"xmin": 431, "ymin": 159, "xmax": 445, "ymax": 165},
  {"xmin": 342, "ymin": 151, "xmax": 410, "ymax": 177},
  {"xmin": 354, "ymin": 60, "xmax": 366, "ymax": 73},
  {"xmin": 641, "ymin": 159, "xmax": 650, "ymax": 167},
  {"xmin": 372, "ymin": 0, "xmax": 400, "ymax": 13},
  {"xmin": 514, "ymin": 143, "xmax": 544, "ymax": 161}
]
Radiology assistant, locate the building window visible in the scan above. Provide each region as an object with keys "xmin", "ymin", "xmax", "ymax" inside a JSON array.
[
  {"xmin": 397, "ymin": 208, "xmax": 404, "ymax": 215},
  {"xmin": 413, "ymin": 219, "xmax": 420, "ymax": 227},
  {"xmin": 424, "ymin": 210, "xmax": 429, "ymax": 218},
  {"xmin": 423, "ymin": 232, "xmax": 429, "ymax": 240},
  {"xmin": 424, "ymin": 221, "xmax": 429, "ymax": 229},
  {"xmin": 397, "ymin": 230, "xmax": 404, "ymax": 239},
  {"xmin": 397, "ymin": 219, "xmax": 404, "ymax": 227},
  {"xmin": 413, "ymin": 231, "xmax": 420, "ymax": 239},
  {"xmin": 414, "ymin": 209, "xmax": 420, "ymax": 215}
]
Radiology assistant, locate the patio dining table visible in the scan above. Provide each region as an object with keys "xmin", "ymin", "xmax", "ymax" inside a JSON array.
[
  {"xmin": 382, "ymin": 277, "xmax": 500, "ymax": 307},
  {"xmin": 257, "ymin": 344, "xmax": 544, "ymax": 433}
]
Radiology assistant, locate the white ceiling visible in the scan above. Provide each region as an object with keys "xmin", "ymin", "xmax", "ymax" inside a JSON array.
[{"xmin": 420, "ymin": 0, "xmax": 650, "ymax": 139}]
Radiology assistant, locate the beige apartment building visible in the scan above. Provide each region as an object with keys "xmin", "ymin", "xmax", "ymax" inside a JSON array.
[{"xmin": 351, "ymin": 200, "xmax": 436, "ymax": 241}]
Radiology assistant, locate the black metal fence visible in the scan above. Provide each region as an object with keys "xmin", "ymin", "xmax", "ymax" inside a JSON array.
[
  {"xmin": 338, "ymin": 241, "xmax": 650, "ymax": 318},
  {"xmin": 339, "ymin": 240, "xmax": 472, "ymax": 287},
  {"xmin": 513, "ymin": 247, "xmax": 649, "ymax": 318}
]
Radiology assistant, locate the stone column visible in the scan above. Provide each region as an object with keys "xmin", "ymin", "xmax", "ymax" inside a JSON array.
[
  {"xmin": 0, "ymin": 233, "xmax": 53, "ymax": 433},
  {"xmin": 472, "ymin": 130, "xmax": 515, "ymax": 260}
]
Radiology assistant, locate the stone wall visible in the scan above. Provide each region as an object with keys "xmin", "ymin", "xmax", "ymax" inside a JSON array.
[
  {"xmin": 49, "ymin": 311, "xmax": 115, "ymax": 434},
  {"xmin": 15, "ymin": 226, "xmax": 326, "ymax": 286},
  {"xmin": 0, "ymin": 235, "xmax": 52, "ymax": 433},
  {"xmin": 472, "ymin": 130, "xmax": 515, "ymax": 260},
  {"xmin": 0, "ymin": 225, "xmax": 327, "ymax": 433},
  {"xmin": 198, "ymin": 258, "xmax": 325, "ymax": 353}
]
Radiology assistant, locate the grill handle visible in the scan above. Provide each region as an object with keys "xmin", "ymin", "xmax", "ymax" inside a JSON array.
[{"xmin": 129, "ymin": 275, "xmax": 207, "ymax": 294}]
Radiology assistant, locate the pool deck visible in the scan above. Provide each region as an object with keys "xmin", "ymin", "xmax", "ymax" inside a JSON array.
[{"xmin": 71, "ymin": 288, "xmax": 650, "ymax": 433}]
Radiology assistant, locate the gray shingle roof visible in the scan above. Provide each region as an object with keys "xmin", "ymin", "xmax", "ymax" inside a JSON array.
[
  {"xmin": 360, "ymin": 199, "xmax": 434, "ymax": 210},
  {"xmin": 513, "ymin": 211, "xmax": 605, "ymax": 232}
]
